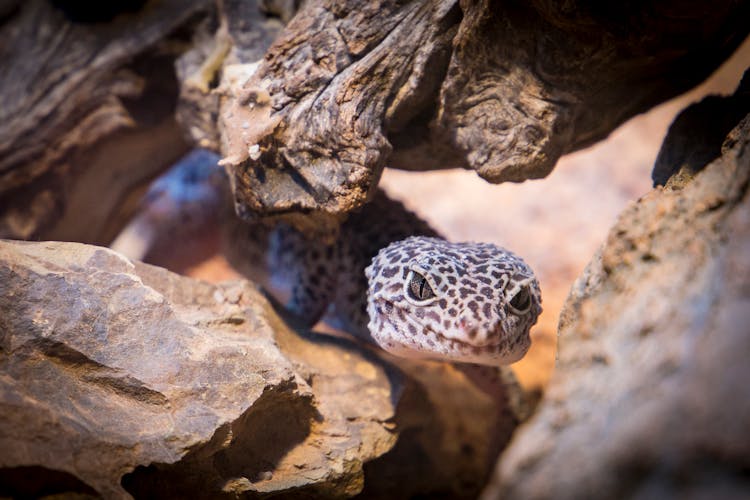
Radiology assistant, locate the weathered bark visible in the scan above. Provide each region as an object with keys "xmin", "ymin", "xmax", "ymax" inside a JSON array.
[
  {"xmin": 2, "ymin": 1, "xmax": 746, "ymax": 238},
  {"xmin": 218, "ymin": 0, "xmax": 749, "ymax": 227},
  {"xmin": 484, "ymin": 74, "xmax": 750, "ymax": 499},
  {"xmin": 219, "ymin": 0, "xmax": 462, "ymax": 230},
  {"xmin": 175, "ymin": 0, "xmax": 285, "ymax": 152},
  {"xmin": 0, "ymin": 0, "xmax": 210, "ymax": 243}
]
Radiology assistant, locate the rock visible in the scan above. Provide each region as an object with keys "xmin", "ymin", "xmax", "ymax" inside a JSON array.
[
  {"xmin": 218, "ymin": 0, "xmax": 749, "ymax": 228},
  {"xmin": 0, "ymin": 240, "xmax": 522, "ymax": 498},
  {"xmin": 484, "ymin": 83, "xmax": 750, "ymax": 498}
]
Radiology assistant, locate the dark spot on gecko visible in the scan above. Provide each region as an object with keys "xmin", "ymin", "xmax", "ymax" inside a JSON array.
[
  {"xmin": 458, "ymin": 287, "xmax": 474, "ymax": 299},
  {"xmin": 381, "ymin": 267, "xmax": 398, "ymax": 278},
  {"xmin": 444, "ymin": 319, "xmax": 451, "ymax": 329},
  {"xmin": 447, "ymin": 275, "xmax": 457, "ymax": 285},
  {"xmin": 483, "ymin": 302, "xmax": 492, "ymax": 319},
  {"xmin": 448, "ymin": 308, "xmax": 457, "ymax": 316},
  {"xmin": 480, "ymin": 287, "xmax": 493, "ymax": 299},
  {"xmin": 477, "ymin": 276, "xmax": 492, "ymax": 285},
  {"xmin": 448, "ymin": 289, "xmax": 456, "ymax": 298},
  {"xmin": 468, "ymin": 301, "xmax": 479, "ymax": 314},
  {"xmin": 425, "ymin": 311, "xmax": 440, "ymax": 323},
  {"xmin": 438, "ymin": 299, "xmax": 448, "ymax": 309},
  {"xmin": 408, "ymin": 323, "xmax": 417, "ymax": 335}
]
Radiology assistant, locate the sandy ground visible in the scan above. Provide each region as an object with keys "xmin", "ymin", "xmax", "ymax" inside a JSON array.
[{"xmin": 180, "ymin": 38, "xmax": 749, "ymax": 393}]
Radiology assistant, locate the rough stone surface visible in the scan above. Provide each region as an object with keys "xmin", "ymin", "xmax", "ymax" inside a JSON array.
[
  {"xmin": 218, "ymin": 0, "xmax": 749, "ymax": 227},
  {"xmin": 0, "ymin": 240, "xmax": 520, "ymax": 499},
  {"xmin": 484, "ymin": 90, "xmax": 750, "ymax": 498}
]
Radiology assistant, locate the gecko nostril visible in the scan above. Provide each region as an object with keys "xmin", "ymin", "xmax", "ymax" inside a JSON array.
[{"xmin": 458, "ymin": 318, "xmax": 481, "ymax": 340}]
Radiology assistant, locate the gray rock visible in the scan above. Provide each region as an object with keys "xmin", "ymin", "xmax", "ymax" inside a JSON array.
[{"xmin": 484, "ymin": 104, "xmax": 750, "ymax": 497}]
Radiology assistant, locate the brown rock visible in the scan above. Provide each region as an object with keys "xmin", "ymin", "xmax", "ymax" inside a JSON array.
[
  {"xmin": 0, "ymin": 240, "xmax": 522, "ymax": 498},
  {"xmin": 0, "ymin": 241, "xmax": 392, "ymax": 498},
  {"xmin": 484, "ymin": 87, "xmax": 750, "ymax": 498}
]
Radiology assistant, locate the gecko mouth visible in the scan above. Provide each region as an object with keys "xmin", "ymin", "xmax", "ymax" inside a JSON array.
[
  {"xmin": 428, "ymin": 324, "xmax": 512, "ymax": 353},
  {"xmin": 374, "ymin": 299, "xmax": 512, "ymax": 351}
]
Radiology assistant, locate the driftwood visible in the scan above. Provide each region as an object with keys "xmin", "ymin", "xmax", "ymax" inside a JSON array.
[
  {"xmin": 0, "ymin": 0, "xmax": 210, "ymax": 243},
  {"xmin": 219, "ymin": 0, "xmax": 750, "ymax": 228},
  {"xmin": 1, "ymin": 1, "xmax": 747, "ymax": 236}
]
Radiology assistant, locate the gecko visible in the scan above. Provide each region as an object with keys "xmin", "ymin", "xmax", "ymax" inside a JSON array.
[{"xmin": 115, "ymin": 150, "xmax": 542, "ymax": 368}]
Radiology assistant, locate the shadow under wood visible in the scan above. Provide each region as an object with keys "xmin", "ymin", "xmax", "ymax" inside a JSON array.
[
  {"xmin": 653, "ymin": 70, "xmax": 750, "ymax": 187},
  {"xmin": 0, "ymin": 465, "xmax": 99, "ymax": 499},
  {"xmin": 121, "ymin": 382, "xmax": 318, "ymax": 499}
]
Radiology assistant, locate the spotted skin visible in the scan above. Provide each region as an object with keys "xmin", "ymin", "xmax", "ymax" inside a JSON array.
[
  {"xmin": 124, "ymin": 152, "xmax": 542, "ymax": 367},
  {"xmin": 225, "ymin": 190, "xmax": 440, "ymax": 339},
  {"xmin": 226, "ymin": 190, "xmax": 541, "ymax": 366},
  {"xmin": 365, "ymin": 237, "xmax": 541, "ymax": 365}
]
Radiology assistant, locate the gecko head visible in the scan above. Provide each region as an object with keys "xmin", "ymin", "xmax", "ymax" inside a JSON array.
[{"xmin": 365, "ymin": 236, "xmax": 542, "ymax": 366}]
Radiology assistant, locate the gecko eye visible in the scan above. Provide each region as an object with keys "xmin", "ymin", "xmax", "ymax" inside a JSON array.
[
  {"xmin": 407, "ymin": 271, "xmax": 436, "ymax": 302},
  {"xmin": 508, "ymin": 286, "xmax": 532, "ymax": 314}
]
